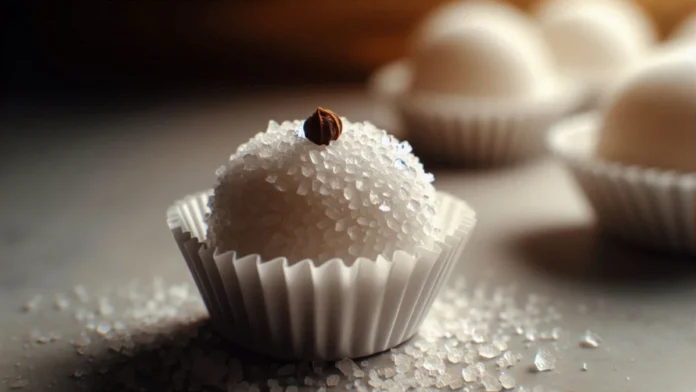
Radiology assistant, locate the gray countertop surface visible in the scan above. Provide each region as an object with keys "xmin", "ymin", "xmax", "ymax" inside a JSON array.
[{"xmin": 1, "ymin": 89, "xmax": 695, "ymax": 392}]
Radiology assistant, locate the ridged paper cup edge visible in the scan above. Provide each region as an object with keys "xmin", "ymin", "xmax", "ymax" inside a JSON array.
[
  {"xmin": 547, "ymin": 113, "xmax": 696, "ymax": 254},
  {"xmin": 397, "ymin": 81, "xmax": 586, "ymax": 167},
  {"xmin": 168, "ymin": 190, "xmax": 476, "ymax": 360}
]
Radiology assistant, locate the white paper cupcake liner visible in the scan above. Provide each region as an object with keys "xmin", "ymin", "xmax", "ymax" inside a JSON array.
[
  {"xmin": 547, "ymin": 113, "xmax": 696, "ymax": 254},
  {"xmin": 167, "ymin": 190, "xmax": 476, "ymax": 360},
  {"xmin": 398, "ymin": 83, "xmax": 585, "ymax": 167}
]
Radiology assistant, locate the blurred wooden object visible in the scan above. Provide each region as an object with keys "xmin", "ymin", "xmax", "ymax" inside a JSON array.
[
  {"xmin": 208, "ymin": 0, "xmax": 696, "ymax": 71},
  {"xmin": 20, "ymin": 0, "xmax": 696, "ymax": 87}
]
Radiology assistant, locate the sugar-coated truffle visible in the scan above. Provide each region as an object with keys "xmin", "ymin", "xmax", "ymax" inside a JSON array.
[
  {"xmin": 208, "ymin": 113, "xmax": 439, "ymax": 264},
  {"xmin": 596, "ymin": 49, "xmax": 696, "ymax": 172},
  {"xmin": 410, "ymin": 0, "xmax": 557, "ymax": 99},
  {"xmin": 535, "ymin": 0, "xmax": 655, "ymax": 83}
]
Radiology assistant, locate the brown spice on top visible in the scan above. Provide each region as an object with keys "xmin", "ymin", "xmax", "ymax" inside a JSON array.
[{"xmin": 303, "ymin": 107, "xmax": 342, "ymax": 146}]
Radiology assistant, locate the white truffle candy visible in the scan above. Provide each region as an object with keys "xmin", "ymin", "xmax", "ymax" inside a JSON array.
[
  {"xmin": 535, "ymin": 0, "xmax": 656, "ymax": 83},
  {"xmin": 369, "ymin": 59, "xmax": 412, "ymax": 101},
  {"xmin": 597, "ymin": 49, "xmax": 696, "ymax": 172},
  {"xmin": 409, "ymin": 0, "xmax": 557, "ymax": 99},
  {"xmin": 208, "ymin": 118, "xmax": 440, "ymax": 264}
]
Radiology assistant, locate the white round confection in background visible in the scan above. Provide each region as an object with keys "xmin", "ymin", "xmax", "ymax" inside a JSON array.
[
  {"xmin": 368, "ymin": 59, "xmax": 412, "ymax": 102},
  {"xmin": 367, "ymin": 59, "xmax": 412, "ymax": 133},
  {"xmin": 670, "ymin": 12, "xmax": 696, "ymax": 44},
  {"xmin": 535, "ymin": 0, "xmax": 656, "ymax": 90},
  {"xmin": 208, "ymin": 118, "xmax": 439, "ymax": 264},
  {"xmin": 596, "ymin": 48, "xmax": 696, "ymax": 172},
  {"xmin": 409, "ymin": 0, "xmax": 558, "ymax": 99}
]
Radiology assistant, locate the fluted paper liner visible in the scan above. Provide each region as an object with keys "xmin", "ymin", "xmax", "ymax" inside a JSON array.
[
  {"xmin": 398, "ymin": 82, "xmax": 585, "ymax": 167},
  {"xmin": 167, "ymin": 190, "xmax": 476, "ymax": 360},
  {"xmin": 547, "ymin": 113, "xmax": 696, "ymax": 254}
]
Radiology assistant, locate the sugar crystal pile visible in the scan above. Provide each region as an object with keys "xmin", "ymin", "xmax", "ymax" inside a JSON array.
[
  {"xmin": 208, "ymin": 108, "xmax": 439, "ymax": 264},
  {"xmin": 7, "ymin": 277, "xmax": 606, "ymax": 392}
]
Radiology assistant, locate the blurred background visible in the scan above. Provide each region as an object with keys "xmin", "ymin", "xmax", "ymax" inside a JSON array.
[{"xmin": 3, "ymin": 0, "xmax": 695, "ymax": 101}]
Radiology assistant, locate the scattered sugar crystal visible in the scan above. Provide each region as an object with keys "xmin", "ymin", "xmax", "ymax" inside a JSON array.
[
  {"xmin": 472, "ymin": 328, "xmax": 488, "ymax": 343},
  {"xmin": 463, "ymin": 350, "xmax": 477, "ymax": 364},
  {"xmin": 28, "ymin": 328, "xmax": 42, "ymax": 342},
  {"xmin": 54, "ymin": 295, "xmax": 69, "ymax": 311},
  {"xmin": 10, "ymin": 275, "xmax": 588, "ymax": 392},
  {"xmin": 395, "ymin": 361, "xmax": 411, "ymax": 374},
  {"xmin": 22, "ymin": 295, "xmax": 41, "ymax": 312},
  {"xmin": 493, "ymin": 339, "xmax": 508, "ymax": 351},
  {"xmin": 336, "ymin": 359, "xmax": 356, "ymax": 377},
  {"xmin": 73, "ymin": 367, "xmax": 88, "ymax": 378},
  {"xmin": 368, "ymin": 378, "xmax": 382, "ymax": 388},
  {"xmin": 481, "ymin": 373, "xmax": 502, "ymax": 391},
  {"xmin": 582, "ymin": 363, "xmax": 588, "ymax": 371},
  {"xmin": 478, "ymin": 344, "xmax": 501, "ymax": 359},
  {"xmin": 499, "ymin": 372, "xmax": 516, "ymax": 389},
  {"xmin": 74, "ymin": 332, "xmax": 91, "ymax": 347},
  {"xmin": 9, "ymin": 378, "xmax": 29, "ymax": 389},
  {"xmin": 461, "ymin": 365, "xmax": 477, "ymax": 382},
  {"xmin": 534, "ymin": 349, "xmax": 556, "ymax": 372},
  {"xmin": 423, "ymin": 356, "xmax": 441, "ymax": 371},
  {"xmin": 95, "ymin": 321, "xmax": 111, "ymax": 336},
  {"xmin": 36, "ymin": 334, "xmax": 51, "ymax": 344},
  {"xmin": 551, "ymin": 327, "xmax": 561, "ymax": 340},
  {"xmin": 580, "ymin": 331, "xmax": 602, "ymax": 348},
  {"xmin": 496, "ymin": 351, "xmax": 516, "ymax": 368},
  {"xmin": 447, "ymin": 348, "xmax": 464, "ymax": 363},
  {"xmin": 448, "ymin": 376, "xmax": 464, "ymax": 389}
]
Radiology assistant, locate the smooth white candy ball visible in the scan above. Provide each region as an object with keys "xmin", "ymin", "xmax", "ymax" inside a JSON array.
[
  {"xmin": 410, "ymin": 0, "xmax": 557, "ymax": 99},
  {"xmin": 208, "ymin": 119, "xmax": 439, "ymax": 264},
  {"xmin": 597, "ymin": 49, "xmax": 696, "ymax": 172},
  {"xmin": 535, "ymin": 0, "xmax": 656, "ymax": 83},
  {"xmin": 369, "ymin": 59, "xmax": 412, "ymax": 101}
]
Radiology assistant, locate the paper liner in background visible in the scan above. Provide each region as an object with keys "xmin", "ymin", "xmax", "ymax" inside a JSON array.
[
  {"xmin": 367, "ymin": 59, "xmax": 411, "ymax": 136},
  {"xmin": 547, "ymin": 113, "xmax": 696, "ymax": 255},
  {"xmin": 397, "ymin": 83, "xmax": 586, "ymax": 168},
  {"xmin": 571, "ymin": 70, "xmax": 632, "ymax": 113},
  {"xmin": 167, "ymin": 190, "xmax": 476, "ymax": 360}
]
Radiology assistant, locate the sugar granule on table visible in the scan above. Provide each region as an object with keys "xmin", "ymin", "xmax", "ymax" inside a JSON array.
[{"xmin": 6, "ymin": 276, "xmax": 602, "ymax": 391}]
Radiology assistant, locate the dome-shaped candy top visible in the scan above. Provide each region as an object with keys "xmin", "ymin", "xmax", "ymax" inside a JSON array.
[
  {"xmin": 597, "ymin": 50, "xmax": 696, "ymax": 172},
  {"xmin": 536, "ymin": 0, "xmax": 656, "ymax": 82},
  {"xmin": 410, "ymin": 0, "xmax": 557, "ymax": 99},
  {"xmin": 208, "ymin": 109, "xmax": 440, "ymax": 264}
]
